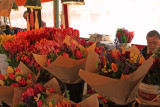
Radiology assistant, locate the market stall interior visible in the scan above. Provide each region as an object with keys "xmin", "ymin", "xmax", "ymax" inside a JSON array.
[{"xmin": 1, "ymin": 0, "xmax": 160, "ymax": 107}]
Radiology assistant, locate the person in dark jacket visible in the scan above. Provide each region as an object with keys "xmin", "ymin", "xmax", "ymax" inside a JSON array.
[
  {"xmin": 3, "ymin": 25, "xmax": 14, "ymax": 35},
  {"xmin": 141, "ymin": 30, "xmax": 160, "ymax": 58}
]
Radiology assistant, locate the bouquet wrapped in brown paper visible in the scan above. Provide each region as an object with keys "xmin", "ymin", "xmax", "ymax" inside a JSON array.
[
  {"xmin": 13, "ymin": 78, "xmax": 61, "ymax": 107},
  {"xmin": 33, "ymin": 36, "xmax": 96, "ymax": 84},
  {"xmin": 79, "ymin": 45, "xmax": 153, "ymax": 105},
  {"xmin": 0, "ymin": 62, "xmax": 39, "ymax": 106}
]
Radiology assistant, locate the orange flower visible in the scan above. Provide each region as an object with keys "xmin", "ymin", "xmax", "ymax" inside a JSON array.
[
  {"xmin": 121, "ymin": 74, "xmax": 128, "ymax": 79},
  {"xmin": 111, "ymin": 63, "xmax": 118, "ymax": 72},
  {"xmin": 112, "ymin": 48, "xmax": 121, "ymax": 61}
]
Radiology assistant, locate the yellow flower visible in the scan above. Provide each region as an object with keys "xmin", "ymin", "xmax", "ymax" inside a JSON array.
[
  {"xmin": 101, "ymin": 68, "xmax": 106, "ymax": 72},
  {"xmin": 111, "ymin": 63, "xmax": 118, "ymax": 72},
  {"xmin": 103, "ymin": 70, "xmax": 108, "ymax": 73},
  {"xmin": 0, "ymin": 80, "xmax": 4, "ymax": 86},
  {"xmin": 49, "ymin": 101, "xmax": 53, "ymax": 107},
  {"xmin": 108, "ymin": 69, "xmax": 112, "ymax": 72},
  {"xmin": 16, "ymin": 76, "xmax": 22, "ymax": 82},
  {"xmin": 7, "ymin": 66, "xmax": 14, "ymax": 74},
  {"xmin": 15, "ymin": 70, "xmax": 23, "ymax": 76}
]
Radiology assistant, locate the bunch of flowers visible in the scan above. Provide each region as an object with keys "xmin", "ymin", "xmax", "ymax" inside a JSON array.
[
  {"xmin": 116, "ymin": 28, "xmax": 134, "ymax": 43},
  {"xmin": 34, "ymin": 38, "xmax": 85, "ymax": 66},
  {"xmin": 0, "ymin": 66, "xmax": 32, "ymax": 87},
  {"xmin": 15, "ymin": 83, "xmax": 55, "ymax": 107},
  {"xmin": 96, "ymin": 46, "xmax": 144, "ymax": 79},
  {"xmin": 78, "ymin": 39, "xmax": 93, "ymax": 48},
  {"xmin": 48, "ymin": 98, "xmax": 79, "ymax": 107},
  {"xmin": 142, "ymin": 47, "xmax": 160, "ymax": 85}
]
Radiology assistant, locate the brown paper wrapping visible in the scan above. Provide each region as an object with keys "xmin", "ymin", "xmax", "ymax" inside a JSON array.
[
  {"xmin": 0, "ymin": 86, "xmax": 14, "ymax": 106},
  {"xmin": 79, "ymin": 56, "xmax": 153, "ymax": 105},
  {"xmin": 18, "ymin": 62, "xmax": 40, "ymax": 82},
  {"xmin": 44, "ymin": 77, "xmax": 61, "ymax": 94},
  {"xmin": 0, "ymin": 0, "xmax": 14, "ymax": 17},
  {"xmin": 33, "ymin": 36, "xmax": 96, "ymax": 84},
  {"xmin": 13, "ymin": 77, "xmax": 61, "ymax": 106},
  {"xmin": 79, "ymin": 46, "xmax": 153, "ymax": 105},
  {"xmin": 42, "ymin": 94, "xmax": 99, "ymax": 107},
  {"xmin": 0, "ymin": 62, "xmax": 38, "ymax": 106},
  {"xmin": 63, "ymin": 35, "xmax": 84, "ymax": 49},
  {"xmin": 33, "ymin": 54, "xmax": 86, "ymax": 84}
]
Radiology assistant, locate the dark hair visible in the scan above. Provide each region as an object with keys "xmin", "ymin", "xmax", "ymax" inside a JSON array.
[
  {"xmin": 146, "ymin": 30, "xmax": 160, "ymax": 39},
  {"xmin": 5, "ymin": 25, "xmax": 10, "ymax": 31}
]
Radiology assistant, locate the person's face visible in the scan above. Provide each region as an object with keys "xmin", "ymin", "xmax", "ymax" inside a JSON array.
[{"xmin": 147, "ymin": 36, "xmax": 159, "ymax": 52}]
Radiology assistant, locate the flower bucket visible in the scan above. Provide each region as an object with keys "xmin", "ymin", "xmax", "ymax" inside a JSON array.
[
  {"xmin": 138, "ymin": 83, "xmax": 160, "ymax": 106},
  {"xmin": 0, "ymin": 54, "xmax": 8, "ymax": 74},
  {"xmin": 119, "ymin": 43, "xmax": 131, "ymax": 50}
]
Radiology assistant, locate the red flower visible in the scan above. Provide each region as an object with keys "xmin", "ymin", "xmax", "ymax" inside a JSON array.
[
  {"xmin": 0, "ymin": 74, "xmax": 5, "ymax": 80},
  {"xmin": 62, "ymin": 52, "xmax": 69, "ymax": 58},
  {"xmin": 11, "ymin": 83, "xmax": 19, "ymax": 87},
  {"xmin": 19, "ymin": 77, "xmax": 27, "ymax": 86},
  {"xmin": 46, "ymin": 59, "xmax": 51, "ymax": 66},
  {"xmin": 8, "ymin": 73, "xmax": 15, "ymax": 80},
  {"xmin": 49, "ymin": 88, "xmax": 55, "ymax": 93},
  {"xmin": 22, "ymin": 91, "xmax": 28, "ymax": 101},
  {"xmin": 37, "ymin": 100, "xmax": 43, "ymax": 107},
  {"xmin": 27, "ymin": 74, "xmax": 32, "ymax": 80},
  {"xmin": 75, "ymin": 50, "xmax": 82, "ymax": 59},
  {"xmin": 27, "ymin": 87, "xmax": 35, "ymax": 96},
  {"xmin": 34, "ymin": 83, "xmax": 43, "ymax": 93}
]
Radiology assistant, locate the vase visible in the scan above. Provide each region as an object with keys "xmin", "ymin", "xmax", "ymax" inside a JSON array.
[
  {"xmin": 65, "ymin": 80, "xmax": 84, "ymax": 103},
  {"xmin": 107, "ymin": 101, "xmax": 134, "ymax": 107},
  {"xmin": 138, "ymin": 83, "xmax": 160, "ymax": 106},
  {"xmin": 0, "ymin": 54, "xmax": 8, "ymax": 74},
  {"xmin": 119, "ymin": 43, "xmax": 131, "ymax": 50}
]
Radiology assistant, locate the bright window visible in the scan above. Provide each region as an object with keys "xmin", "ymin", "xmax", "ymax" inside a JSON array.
[{"xmin": 68, "ymin": 0, "xmax": 160, "ymax": 45}]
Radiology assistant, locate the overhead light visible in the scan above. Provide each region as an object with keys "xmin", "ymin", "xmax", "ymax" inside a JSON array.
[
  {"xmin": 24, "ymin": 0, "xmax": 42, "ymax": 9},
  {"xmin": 61, "ymin": 0, "xmax": 85, "ymax": 5},
  {"xmin": 12, "ymin": 0, "xmax": 18, "ymax": 11}
]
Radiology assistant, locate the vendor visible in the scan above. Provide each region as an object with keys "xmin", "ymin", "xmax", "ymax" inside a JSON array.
[
  {"xmin": 23, "ymin": 10, "xmax": 46, "ymax": 28},
  {"xmin": 141, "ymin": 30, "xmax": 160, "ymax": 58}
]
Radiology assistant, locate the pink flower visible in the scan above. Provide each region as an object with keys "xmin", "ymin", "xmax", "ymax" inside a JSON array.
[
  {"xmin": 0, "ymin": 74, "xmax": 5, "ymax": 80},
  {"xmin": 46, "ymin": 59, "xmax": 51, "ymax": 66},
  {"xmin": 62, "ymin": 52, "xmax": 69, "ymax": 58},
  {"xmin": 34, "ymin": 83, "xmax": 43, "ymax": 93},
  {"xmin": 9, "ymin": 73, "xmax": 15, "ymax": 80},
  {"xmin": 22, "ymin": 91, "xmax": 28, "ymax": 101},
  {"xmin": 37, "ymin": 100, "xmax": 43, "ymax": 107},
  {"xmin": 19, "ymin": 77, "xmax": 27, "ymax": 86},
  {"xmin": 27, "ymin": 88, "xmax": 35, "ymax": 96},
  {"xmin": 75, "ymin": 50, "xmax": 82, "ymax": 59},
  {"xmin": 27, "ymin": 74, "xmax": 32, "ymax": 80},
  {"xmin": 70, "ymin": 42, "xmax": 76, "ymax": 53},
  {"xmin": 11, "ymin": 83, "xmax": 19, "ymax": 87},
  {"xmin": 49, "ymin": 88, "xmax": 55, "ymax": 93}
]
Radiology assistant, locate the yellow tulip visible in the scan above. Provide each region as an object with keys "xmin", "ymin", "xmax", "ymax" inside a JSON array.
[
  {"xmin": 7, "ymin": 66, "xmax": 14, "ymax": 74},
  {"xmin": 16, "ymin": 76, "xmax": 22, "ymax": 82},
  {"xmin": 0, "ymin": 80, "xmax": 4, "ymax": 86}
]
